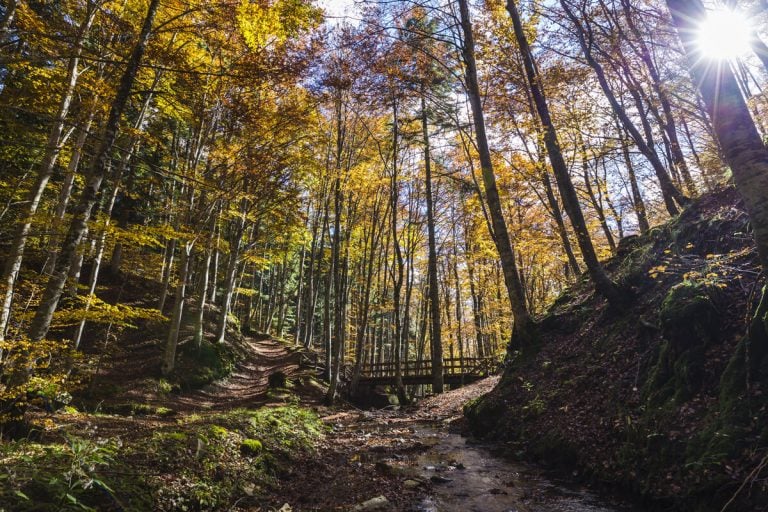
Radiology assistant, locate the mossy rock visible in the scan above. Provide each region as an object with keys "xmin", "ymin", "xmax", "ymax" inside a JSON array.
[
  {"xmin": 176, "ymin": 340, "xmax": 237, "ymax": 389},
  {"xmin": 207, "ymin": 424, "xmax": 230, "ymax": 440},
  {"xmin": 240, "ymin": 438, "xmax": 263, "ymax": 455},
  {"xmin": 659, "ymin": 280, "xmax": 720, "ymax": 352}
]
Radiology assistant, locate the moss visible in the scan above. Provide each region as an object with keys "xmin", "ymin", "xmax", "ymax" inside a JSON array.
[
  {"xmin": 464, "ymin": 391, "xmax": 507, "ymax": 437},
  {"xmin": 614, "ymin": 241, "xmax": 657, "ymax": 289},
  {"xmin": 175, "ymin": 340, "xmax": 237, "ymax": 390},
  {"xmin": 103, "ymin": 402, "xmax": 176, "ymax": 417},
  {"xmin": 659, "ymin": 280, "xmax": 719, "ymax": 351},
  {"xmin": 641, "ymin": 280, "xmax": 721, "ymax": 407},
  {"xmin": 207, "ymin": 424, "xmax": 230, "ymax": 440},
  {"xmin": 155, "ymin": 431, "xmax": 188, "ymax": 442},
  {"xmin": 240, "ymin": 439, "xmax": 263, "ymax": 455}
]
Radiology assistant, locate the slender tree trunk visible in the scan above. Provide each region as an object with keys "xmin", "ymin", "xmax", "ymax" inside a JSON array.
[
  {"xmin": 324, "ymin": 177, "xmax": 344, "ymax": 403},
  {"xmin": 45, "ymin": 109, "xmax": 96, "ymax": 271},
  {"xmin": 560, "ymin": 0, "xmax": 687, "ymax": 216},
  {"xmin": 351, "ymin": 197, "xmax": 383, "ymax": 394},
  {"xmin": 27, "ymin": 0, "xmax": 162, "ymax": 342},
  {"xmin": 215, "ymin": 213, "xmax": 244, "ymax": 344},
  {"xmin": 293, "ymin": 245, "xmax": 306, "ymax": 344},
  {"xmin": 72, "ymin": 166, "xmax": 126, "ymax": 348},
  {"xmin": 579, "ymin": 140, "xmax": 616, "ymax": 254},
  {"xmin": 618, "ymin": 0, "xmax": 696, "ymax": 196},
  {"xmin": 389, "ymin": 98, "xmax": 407, "ymax": 403},
  {"xmin": 209, "ymin": 225, "xmax": 220, "ymax": 304},
  {"xmin": 325, "ymin": 89, "xmax": 346, "ymax": 404},
  {"xmin": 508, "ymin": 0, "xmax": 625, "ymax": 309},
  {"xmin": 421, "ymin": 93, "xmax": 444, "ymax": 393},
  {"xmin": 458, "ymin": 0, "xmax": 535, "ymax": 352},
  {"xmin": 158, "ymin": 238, "xmax": 176, "ymax": 312},
  {"xmin": 162, "ymin": 242, "xmax": 192, "ymax": 375},
  {"xmin": 193, "ymin": 210, "xmax": 217, "ymax": 347},
  {"xmin": 451, "ymin": 215, "xmax": 465, "ymax": 376},
  {"xmin": 542, "ymin": 171, "xmax": 581, "ymax": 274},
  {"xmin": 619, "ymin": 125, "xmax": 651, "ymax": 234},
  {"xmin": 0, "ymin": 6, "xmax": 97, "ymax": 340}
]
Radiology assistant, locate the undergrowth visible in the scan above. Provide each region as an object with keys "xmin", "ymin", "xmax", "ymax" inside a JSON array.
[{"xmin": 0, "ymin": 405, "xmax": 325, "ymax": 511}]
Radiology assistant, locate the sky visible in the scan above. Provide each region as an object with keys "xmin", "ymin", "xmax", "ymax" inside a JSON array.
[{"xmin": 317, "ymin": 0, "xmax": 359, "ymax": 23}]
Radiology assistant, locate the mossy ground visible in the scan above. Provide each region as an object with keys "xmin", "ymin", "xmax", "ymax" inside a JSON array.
[
  {"xmin": 466, "ymin": 187, "xmax": 768, "ymax": 511},
  {"xmin": 0, "ymin": 404, "xmax": 326, "ymax": 511}
]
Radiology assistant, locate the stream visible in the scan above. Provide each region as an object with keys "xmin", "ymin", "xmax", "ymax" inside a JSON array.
[{"xmin": 409, "ymin": 426, "xmax": 640, "ymax": 512}]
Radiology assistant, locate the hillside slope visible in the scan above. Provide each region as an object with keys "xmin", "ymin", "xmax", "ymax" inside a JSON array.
[{"xmin": 466, "ymin": 186, "xmax": 768, "ymax": 511}]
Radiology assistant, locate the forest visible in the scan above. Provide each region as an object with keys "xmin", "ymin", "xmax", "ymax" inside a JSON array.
[{"xmin": 0, "ymin": 0, "xmax": 767, "ymax": 510}]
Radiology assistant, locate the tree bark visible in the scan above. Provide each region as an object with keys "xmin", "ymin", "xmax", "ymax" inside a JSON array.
[
  {"xmin": 162, "ymin": 242, "xmax": 192, "ymax": 375},
  {"xmin": 214, "ymin": 203, "xmax": 245, "ymax": 344}
]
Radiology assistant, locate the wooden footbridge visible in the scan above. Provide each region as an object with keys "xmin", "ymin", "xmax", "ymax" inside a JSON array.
[{"xmin": 354, "ymin": 357, "xmax": 498, "ymax": 388}]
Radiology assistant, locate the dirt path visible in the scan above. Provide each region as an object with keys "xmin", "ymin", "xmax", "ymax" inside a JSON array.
[{"xmin": 167, "ymin": 338, "xmax": 306, "ymax": 411}]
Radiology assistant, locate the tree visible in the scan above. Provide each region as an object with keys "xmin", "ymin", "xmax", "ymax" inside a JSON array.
[
  {"xmin": 666, "ymin": 0, "xmax": 768, "ymax": 353},
  {"xmin": 457, "ymin": 0, "xmax": 535, "ymax": 352},
  {"xmin": 505, "ymin": 0, "xmax": 624, "ymax": 309},
  {"xmin": 27, "ymin": 0, "xmax": 163, "ymax": 342}
]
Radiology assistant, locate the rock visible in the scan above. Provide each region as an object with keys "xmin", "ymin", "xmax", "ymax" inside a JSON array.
[
  {"xmin": 374, "ymin": 461, "xmax": 400, "ymax": 476},
  {"xmin": 430, "ymin": 475, "xmax": 453, "ymax": 484},
  {"xmin": 403, "ymin": 479, "xmax": 423, "ymax": 489},
  {"xmin": 352, "ymin": 496, "xmax": 390, "ymax": 511},
  {"xmin": 489, "ymin": 488, "xmax": 508, "ymax": 495}
]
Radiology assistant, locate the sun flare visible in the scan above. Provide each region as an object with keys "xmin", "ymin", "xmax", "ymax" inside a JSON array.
[{"xmin": 697, "ymin": 7, "xmax": 754, "ymax": 60}]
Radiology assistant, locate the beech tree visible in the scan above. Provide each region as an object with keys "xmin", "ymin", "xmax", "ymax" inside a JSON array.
[{"xmin": 666, "ymin": 0, "xmax": 768, "ymax": 347}]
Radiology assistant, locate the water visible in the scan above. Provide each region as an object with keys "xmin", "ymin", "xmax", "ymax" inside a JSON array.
[{"xmin": 409, "ymin": 427, "xmax": 640, "ymax": 512}]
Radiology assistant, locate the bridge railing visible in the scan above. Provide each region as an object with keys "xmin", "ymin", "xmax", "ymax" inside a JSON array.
[{"xmin": 359, "ymin": 357, "xmax": 497, "ymax": 378}]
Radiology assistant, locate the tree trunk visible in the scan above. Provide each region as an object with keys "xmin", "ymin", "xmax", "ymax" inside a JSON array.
[
  {"xmin": 0, "ymin": 5, "xmax": 97, "ymax": 341},
  {"xmin": 421, "ymin": 94, "xmax": 444, "ymax": 393},
  {"xmin": 27, "ymin": 0, "xmax": 162, "ymax": 342},
  {"xmin": 541, "ymin": 171, "xmax": 581, "ymax": 274},
  {"xmin": 618, "ymin": 125, "xmax": 651, "ymax": 234},
  {"xmin": 560, "ymin": 0, "xmax": 687, "ymax": 216},
  {"xmin": 214, "ymin": 212, "xmax": 244, "ymax": 344},
  {"xmin": 158, "ymin": 238, "xmax": 176, "ymax": 312},
  {"xmin": 389, "ymin": 98, "xmax": 407, "ymax": 404},
  {"xmin": 162, "ymin": 242, "xmax": 192, "ymax": 375},
  {"xmin": 458, "ymin": 0, "xmax": 535, "ymax": 352},
  {"xmin": 193, "ymin": 210, "xmax": 217, "ymax": 347},
  {"xmin": 507, "ymin": 0, "xmax": 625, "ymax": 309},
  {"xmin": 666, "ymin": 0, "xmax": 768, "ymax": 274}
]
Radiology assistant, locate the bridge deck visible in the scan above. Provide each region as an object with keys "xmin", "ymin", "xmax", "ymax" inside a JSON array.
[{"xmin": 355, "ymin": 357, "xmax": 496, "ymax": 387}]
